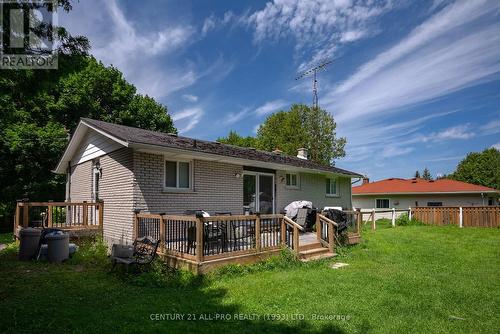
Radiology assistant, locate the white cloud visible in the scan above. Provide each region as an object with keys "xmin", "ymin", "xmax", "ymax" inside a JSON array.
[
  {"xmin": 381, "ymin": 146, "xmax": 414, "ymax": 158},
  {"xmin": 327, "ymin": 0, "xmax": 500, "ymax": 122},
  {"xmin": 182, "ymin": 94, "xmax": 199, "ymax": 103},
  {"xmin": 223, "ymin": 108, "xmax": 251, "ymax": 125},
  {"xmin": 253, "ymin": 124, "xmax": 261, "ymax": 134},
  {"xmin": 492, "ymin": 143, "xmax": 500, "ymax": 150},
  {"xmin": 172, "ymin": 107, "xmax": 204, "ymax": 133},
  {"xmin": 480, "ymin": 119, "xmax": 500, "ymax": 134},
  {"xmin": 202, "ymin": 11, "xmax": 236, "ymax": 35},
  {"xmin": 246, "ymin": 0, "xmax": 393, "ymax": 69},
  {"xmin": 422, "ymin": 125, "xmax": 475, "ymax": 142},
  {"xmin": 255, "ymin": 100, "xmax": 288, "ymax": 116}
]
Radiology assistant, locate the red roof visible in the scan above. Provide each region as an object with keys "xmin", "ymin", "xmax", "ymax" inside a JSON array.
[{"xmin": 353, "ymin": 178, "xmax": 498, "ymax": 195}]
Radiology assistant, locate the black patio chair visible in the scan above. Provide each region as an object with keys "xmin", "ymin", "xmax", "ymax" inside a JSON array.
[{"xmin": 111, "ymin": 236, "xmax": 160, "ymax": 270}]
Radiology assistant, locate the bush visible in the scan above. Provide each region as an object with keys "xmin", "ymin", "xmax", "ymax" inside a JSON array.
[
  {"xmin": 396, "ymin": 213, "xmax": 423, "ymax": 226},
  {"xmin": 68, "ymin": 237, "xmax": 108, "ymax": 266}
]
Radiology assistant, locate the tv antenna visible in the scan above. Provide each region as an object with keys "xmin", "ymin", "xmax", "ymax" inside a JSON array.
[{"xmin": 295, "ymin": 59, "xmax": 333, "ymax": 109}]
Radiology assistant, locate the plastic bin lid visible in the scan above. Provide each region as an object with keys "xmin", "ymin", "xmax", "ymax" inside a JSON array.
[
  {"xmin": 46, "ymin": 231, "xmax": 69, "ymax": 240},
  {"xmin": 20, "ymin": 227, "xmax": 42, "ymax": 236}
]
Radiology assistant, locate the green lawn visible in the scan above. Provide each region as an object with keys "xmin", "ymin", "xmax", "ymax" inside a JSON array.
[{"xmin": 1, "ymin": 224, "xmax": 499, "ymax": 334}]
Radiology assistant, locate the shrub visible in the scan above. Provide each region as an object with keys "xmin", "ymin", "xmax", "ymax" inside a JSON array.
[{"xmin": 396, "ymin": 213, "xmax": 423, "ymax": 226}]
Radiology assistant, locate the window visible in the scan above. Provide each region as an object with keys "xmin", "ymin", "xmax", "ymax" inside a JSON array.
[
  {"xmin": 427, "ymin": 202, "xmax": 442, "ymax": 207},
  {"xmin": 376, "ymin": 198, "xmax": 390, "ymax": 209},
  {"xmin": 164, "ymin": 159, "xmax": 191, "ymax": 189},
  {"xmin": 326, "ymin": 177, "xmax": 338, "ymax": 196},
  {"xmin": 285, "ymin": 173, "xmax": 299, "ymax": 188}
]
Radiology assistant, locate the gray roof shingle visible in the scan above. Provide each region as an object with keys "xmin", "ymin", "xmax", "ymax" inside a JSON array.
[{"xmin": 82, "ymin": 118, "xmax": 362, "ymax": 177}]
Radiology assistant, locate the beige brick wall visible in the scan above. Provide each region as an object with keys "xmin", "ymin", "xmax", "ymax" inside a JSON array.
[
  {"xmin": 275, "ymin": 171, "xmax": 352, "ymax": 212},
  {"xmin": 133, "ymin": 152, "xmax": 244, "ymax": 215}
]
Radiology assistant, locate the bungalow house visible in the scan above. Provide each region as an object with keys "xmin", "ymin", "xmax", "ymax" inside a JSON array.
[
  {"xmin": 353, "ymin": 177, "xmax": 499, "ymax": 219},
  {"xmin": 54, "ymin": 118, "xmax": 362, "ymax": 247}
]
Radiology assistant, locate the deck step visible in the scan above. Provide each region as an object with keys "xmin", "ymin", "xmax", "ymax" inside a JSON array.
[
  {"xmin": 299, "ymin": 242, "xmax": 323, "ymax": 252},
  {"xmin": 300, "ymin": 251, "xmax": 336, "ymax": 262},
  {"xmin": 299, "ymin": 247, "xmax": 332, "ymax": 260}
]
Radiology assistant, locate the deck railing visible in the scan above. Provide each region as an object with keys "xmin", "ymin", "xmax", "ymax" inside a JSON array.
[
  {"xmin": 134, "ymin": 212, "xmax": 313, "ymax": 262},
  {"xmin": 14, "ymin": 200, "xmax": 103, "ymax": 236}
]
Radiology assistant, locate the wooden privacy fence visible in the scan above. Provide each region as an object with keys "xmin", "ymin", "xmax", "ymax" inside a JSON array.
[
  {"xmin": 14, "ymin": 200, "xmax": 103, "ymax": 237},
  {"xmin": 411, "ymin": 206, "xmax": 500, "ymax": 228}
]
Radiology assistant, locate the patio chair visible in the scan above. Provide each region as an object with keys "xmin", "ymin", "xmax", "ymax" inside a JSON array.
[
  {"xmin": 111, "ymin": 236, "xmax": 159, "ymax": 270},
  {"xmin": 295, "ymin": 208, "xmax": 309, "ymax": 230},
  {"xmin": 230, "ymin": 221, "xmax": 255, "ymax": 251}
]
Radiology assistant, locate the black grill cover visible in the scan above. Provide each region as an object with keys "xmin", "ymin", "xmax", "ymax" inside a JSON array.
[{"xmin": 323, "ymin": 209, "xmax": 349, "ymax": 233}]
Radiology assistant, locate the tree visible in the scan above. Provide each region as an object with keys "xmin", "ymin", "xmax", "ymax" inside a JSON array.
[
  {"xmin": 448, "ymin": 148, "xmax": 500, "ymax": 189},
  {"xmin": 422, "ymin": 167, "xmax": 432, "ymax": 180},
  {"xmin": 256, "ymin": 104, "xmax": 346, "ymax": 165},
  {"xmin": 217, "ymin": 130, "xmax": 258, "ymax": 148},
  {"xmin": 0, "ymin": 2, "xmax": 176, "ymax": 228},
  {"xmin": 414, "ymin": 170, "xmax": 421, "ymax": 178}
]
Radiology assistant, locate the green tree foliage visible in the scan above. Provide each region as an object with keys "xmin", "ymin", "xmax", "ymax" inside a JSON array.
[
  {"xmin": 422, "ymin": 167, "xmax": 432, "ymax": 180},
  {"xmin": 0, "ymin": 1, "xmax": 176, "ymax": 227},
  {"xmin": 414, "ymin": 170, "xmax": 421, "ymax": 178},
  {"xmin": 256, "ymin": 104, "xmax": 346, "ymax": 165},
  {"xmin": 217, "ymin": 130, "xmax": 258, "ymax": 148},
  {"xmin": 448, "ymin": 148, "xmax": 500, "ymax": 189}
]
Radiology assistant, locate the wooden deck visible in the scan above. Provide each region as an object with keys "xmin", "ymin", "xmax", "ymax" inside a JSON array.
[
  {"xmin": 135, "ymin": 211, "xmax": 362, "ymax": 273},
  {"xmin": 13, "ymin": 200, "xmax": 103, "ymax": 239}
]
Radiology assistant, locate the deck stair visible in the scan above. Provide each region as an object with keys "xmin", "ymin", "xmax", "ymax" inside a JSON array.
[{"xmin": 298, "ymin": 242, "xmax": 336, "ymax": 261}]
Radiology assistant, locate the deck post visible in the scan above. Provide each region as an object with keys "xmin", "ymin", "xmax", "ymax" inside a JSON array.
[
  {"xmin": 22, "ymin": 200, "xmax": 29, "ymax": 228},
  {"xmin": 328, "ymin": 222, "xmax": 335, "ymax": 253},
  {"xmin": 133, "ymin": 210, "xmax": 139, "ymax": 240},
  {"xmin": 159, "ymin": 214, "xmax": 165, "ymax": 253},
  {"xmin": 371, "ymin": 209, "xmax": 376, "ymax": 230},
  {"xmin": 15, "ymin": 201, "xmax": 21, "ymax": 231},
  {"xmin": 82, "ymin": 201, "xmax": 88, "ymax": 226},
  {"xmin": 98, "ymin": 201, "xmax": 104, "ymax": 231},
  {"xmin": 316, "ymin": 213, "xmax": 321, "ymax": 241},
  {"xmin": 47, "ymin": 201, "xmax": 53, "ymax": 228},
  {"xmin": 293, "ymin": 225, "xmax": 299, "ymax": 254},
  {"xmin": 280, "ymin": 218, "xmax": 286, "ymax": 245},
  {"xmin": 195, "ymin": 216, "xmax": 204, "ymax": 263},
  {"xmin": 255, "ymin": 213, "xmax": 261, "ymax": 252}
]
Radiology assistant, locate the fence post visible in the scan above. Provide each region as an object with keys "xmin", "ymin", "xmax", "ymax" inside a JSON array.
[
  {"xmin": 459, "ymin": 207, "xmax": 463, "ymax": 228},
  {"xmin": 255, "ymin": 213, "xmax": 261, "ymax": 253},
  {"xmin": 133, "ymin": 210, "xmax": 139, "ymax": 240},
  {"xmin": 195, "ymin": 216, "xmax": 204, "ymax": 263},
  {"xmin": 371, "ymin": 208, "xmax": 376, "ymax": 230},
  {"xmin": 391, "ymin": 208, "xmax": 396, "ymax": 227},
  {"xmin": 356, "ymin": 208, "xmax": 361, "ymax": 234}
]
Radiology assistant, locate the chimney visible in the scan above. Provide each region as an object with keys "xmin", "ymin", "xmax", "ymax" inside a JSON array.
[
  {"xmin": 297, "ymin": 148, "xmax": 308, "ymax": 160},
  {"xmin": 362, "ymin": 177, "xmax": 370, "ymax": 185}
]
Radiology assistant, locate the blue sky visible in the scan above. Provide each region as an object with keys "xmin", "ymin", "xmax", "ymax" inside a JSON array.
[{"xmin": 60, "ymin": 0, "xmax": 500, "ymax": 180}]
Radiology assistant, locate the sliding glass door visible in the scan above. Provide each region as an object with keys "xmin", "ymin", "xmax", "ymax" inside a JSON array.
[{"xmin": 243, "ymin": 172, "xmax": 274, "ymax": 214}]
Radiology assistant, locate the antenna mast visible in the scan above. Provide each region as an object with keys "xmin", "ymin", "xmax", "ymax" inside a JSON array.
[{"xmin": 295, "ymin": 59, "xmax": 332, "ymax": 109}]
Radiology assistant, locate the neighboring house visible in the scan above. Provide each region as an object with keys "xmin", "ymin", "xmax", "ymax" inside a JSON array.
[
  {"xmin": 353, "ymin": 178, "xmax": 499, "ymax": 218},
  {"xmin": 54, "ymin": 118, "xmax": 362, "ymax": 246}
]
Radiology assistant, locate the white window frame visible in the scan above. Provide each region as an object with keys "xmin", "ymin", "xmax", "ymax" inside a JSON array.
[
  {"xmin": 375, "ymin": 198, "xmax": 390, "ymax": 209},
  {"xmin": 163, "ymin": 158, "xmax": 193, "ymax": 191},
  {"xmin": 326, "ymin": 176, "xmax": 339, "ymax": 197},
  {"xmin": 285, "ymin": 172, "xmax": 300, "ymax": 189}
]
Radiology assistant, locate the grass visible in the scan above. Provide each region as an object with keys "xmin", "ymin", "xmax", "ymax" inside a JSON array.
[{"xmin": 1, "ymin": 225, "xmax": 499, "ymax": 334}]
